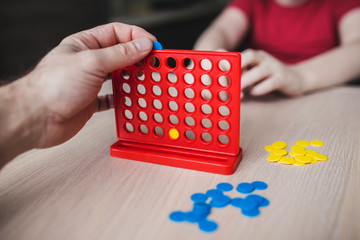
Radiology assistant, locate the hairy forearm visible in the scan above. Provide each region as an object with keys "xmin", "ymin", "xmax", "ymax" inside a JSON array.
[
  {"xmin": 293, "ymin": 41, "xmax": 360, "ymax": 93},
  {"xmin": 0, "ymin": 76, "xmax": 46, "ymax": 168}
]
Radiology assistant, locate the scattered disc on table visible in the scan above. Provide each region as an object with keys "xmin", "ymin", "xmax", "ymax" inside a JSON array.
[
  {"xmin": 236, "ymin": 183, "xmax": 255, "ymax": 194},
  {"xmin": 191, "ymin": 193, "xmax": 208, "ymax": 203},
  {"xmin": 296, "ymin": 140, "xmax": 310, "ymax": 147},
  {"xmin": 216, "ymin": 182, "xmax": 233, "ymax": 192},
  {"xmin": 271, "ymin": 141, "xmax": 287, "ymax": 149},
  {"xmin": 252, "ymin": 181, "xmax": 268, "ymax": 190},
  {"xmin": 310, "ymin": 140, "xmax": 324, "ymax": 147},
  {"xmin": 241, "ymin": 208, "xmax": 260, "ymax": 217},
  {"xmin": 169, "ymin": 211, "xmax": 186, "ymax": 222},
  {"xmin": 198, "ymin": 220, "xmax": 218, "ymax": 233}
]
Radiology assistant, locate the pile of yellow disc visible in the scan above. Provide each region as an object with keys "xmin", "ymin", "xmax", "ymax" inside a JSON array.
[{"xmin": 264, "ymin": 140, "xmax": 327, "ymax": 166}]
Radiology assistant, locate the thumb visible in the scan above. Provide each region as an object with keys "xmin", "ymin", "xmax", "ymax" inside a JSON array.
[{"xmin": 92, "ymin": 37, "xmax": 153, "ymax": 73}]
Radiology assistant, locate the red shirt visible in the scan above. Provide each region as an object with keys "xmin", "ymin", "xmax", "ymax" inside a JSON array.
[{"xmin": 228, "ymin": 0, "xmax": 360, "ymax": 63}]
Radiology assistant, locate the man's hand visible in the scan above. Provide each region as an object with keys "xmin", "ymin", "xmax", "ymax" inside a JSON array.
[{"xmin": 0, "ymin": 23, "xmax": 156, "ymax": 165}]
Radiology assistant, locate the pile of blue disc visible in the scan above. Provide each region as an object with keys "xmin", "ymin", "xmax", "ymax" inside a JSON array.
[{"xmin": 169, "ymin": 181, "xmax": 269, "ymax": 233}]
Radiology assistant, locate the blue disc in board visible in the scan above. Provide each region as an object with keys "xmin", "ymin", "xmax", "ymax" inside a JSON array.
[
  {"xmin": 246, "ymin": 194, "xmax": 270, "ymax": 208},
  {"xmin": 152, "ymin": 41, "xmax": 163, "ymax": 50},
  {"xmin": 198, "ymin": 220, "xmax": 218, "ymax": 233},
  {"xmin": 191, "ymin": 193, "xmax": 208, "ymax": 203},
  {"xmin": 169, "ymin": 211, "xmax": 186, "ymax": 222},
  {"xmin": 241, "ymin": 208, "xmax": 260, "ymax": 217},
  {"xmin": 216, "ymin": 182, "xmax": 234, "ymax": 192},
  {"xmin": 236, "ymin": 182, "xmax": 255, "ymax": 194},
  {"xmin": 252, "ymin": 181, "xmax": 268, "ymax": 190}
]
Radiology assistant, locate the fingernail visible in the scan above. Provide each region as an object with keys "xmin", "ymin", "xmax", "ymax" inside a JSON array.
[{"xmin": 134, "ymin": 37, "xmax": 152, "ymax": 52}]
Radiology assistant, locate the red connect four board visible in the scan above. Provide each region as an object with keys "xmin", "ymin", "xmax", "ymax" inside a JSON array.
[{"xmin": 111, "ymin": 49, "xmax": 242, "ymax": 175}]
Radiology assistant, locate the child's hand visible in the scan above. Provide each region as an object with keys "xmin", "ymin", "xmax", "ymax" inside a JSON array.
[{"xmin": 241, "ymin": 49, "xmax": 305, "ymax": 97}]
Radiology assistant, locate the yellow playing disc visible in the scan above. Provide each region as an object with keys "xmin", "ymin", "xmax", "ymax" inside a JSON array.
[
  {"xmin": 271, "ymin": 149, "xmax": 287, "ymax": 156},
  {"xmin": 272, "ymin": 141, "xmax": 287, "ymax": 149},
  {"xmin": 305, "ymin": 150, "xmax": 317, "ymax": 157},
  {"xmin": 296, "ymin": 140, "xmax": 310, "ymax": 147},
  {"xmin": 293, "ymin": 160, "xmax": 305, "ymax": 166},
  {"xmin": 169, "ymin": 128, "xmax": 180, "ymax": 139},
  {"xmin": 290, "ymin": 145, "xmax": 305, "ymax": 151},
  {"xmin": 310, "ymin": 140, "xmax": 324, "ymax": 147},
  {"xmin": 295, "ymin": 155, "xmax": 312, "ymax": 163},
  {"xmin": 264, "ymin": 145, "xmax": 276, "ymax": 152},
  {"xmin": 266, "ymin": 154, "xmax": 281, "ymax": 162},
  {"xmin": 314, "ymin": 153, "xmax": 328, "ymax": 161},
  {"xmin": 278, "ymin": 156, "xmax": 295, "ymax": 165}
]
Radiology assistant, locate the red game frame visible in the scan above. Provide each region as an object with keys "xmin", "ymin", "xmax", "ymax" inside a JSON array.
[{"xmin": 111, "ymin": 49, "xmax": 242, "ymax": 175}]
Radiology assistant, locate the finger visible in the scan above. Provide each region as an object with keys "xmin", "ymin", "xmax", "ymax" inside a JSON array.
[
  {"xmin": 88, "ymin": 37, "xmax": 153, "ymax": 73},
  {"xmin": 96, "ymin": 94, "xmax": 113, "ymax": 112},
  {"xmin": 250, "ymin": 76, "xmax": 279, "ymax": 96},
  {"xmin": 61, "ymin": 22, "xmax": 157, "ymax": 51},
  {"xmin": 241, "ymin": 63, "xmax": 271, "ymax": 89},
  {"xmin": 241, "ymin": 49, "xmax": 260, "ymax": 69}
]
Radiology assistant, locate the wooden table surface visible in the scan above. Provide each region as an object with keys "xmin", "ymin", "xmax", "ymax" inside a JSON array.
[{"xmin": 1, "ymin": 83, "xmax": 359, "ymax": 240}]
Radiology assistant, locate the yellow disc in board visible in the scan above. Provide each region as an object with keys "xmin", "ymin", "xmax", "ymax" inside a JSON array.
[
  {"xmin": 296, "ymin": 140, "xmax": 310, "ymax": 147},
  {"xmin": 295, "ymin": 155, "xmax": 312, "ymax": 163},
  {"xmin": 314, "ymin": 153, "xmax": 328, "ymax": 161},
  {"xmin": 169, "ymin": 128, "xmax": 180, "ymax": 139},
  {"xmin": 293, "ymin": 160, "xmax": 305, "ymax": 166},
  {"xmin": 278, "ymin": 156, "xmax": 295, "ymax": 165},
  {"xmin": 264, "ymin": 145, "xmax": 276, "ymax": 152},
  {"xmin": 272, "ymin": 141, "xmax": 287, "ymax": 149},
  {"xmin": 271, "ymin": 149, "xmax": 287, "ymax": 156},
  {"xmin": 266, "ymin": 154, "xmax": 281, "ymax": 162},
  {"xmin": 310, "ymin": 140, "xmax": 324, "ymax": 147},
  {"xmin": 291, "ymin": 145, "xmax": 305, "ymax": 151}
]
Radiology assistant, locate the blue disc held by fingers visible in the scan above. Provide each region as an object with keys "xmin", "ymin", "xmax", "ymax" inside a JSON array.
[{"xmin": 152, "ymin": 41, "xmax": 163, "ymax": 50}]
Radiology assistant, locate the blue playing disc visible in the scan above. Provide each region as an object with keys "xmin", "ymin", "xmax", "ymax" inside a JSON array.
[
  {"xmin": 246, "ymin": 194, "xmax": 270, "ymax": 207},
  {"xmin": 216, "ymin": 182, "xmax": 234, "ymax": 192},
  {"xmin": 240, "ymin": 198, "xmax": 258, "ymax": 211},
  {"xmin": 206, "ymin": 189, "xmax": 224, "ymax": 199},
  {"xmin": 236, "ymin": 182, "xmax": 255, "ymax": 194},
  {"xmin": 152, "ymin": 41, "xmax": 163, "ymax": 50},
  {"xmin": 252, "ymin": 181, "xmax": 268, "ymax": 190},
  {"xmin": 184, "ymin": 211, "xmax": 203, "ymax": 223},
  {"xmin": 169, "ymin": 211, "xmax": 186, "ymax": 222},
  {"xmin": 198, "ymin": 220, "xmax": 218, "ymax": 233},
  {"xmin": 241, "ymin": 208, "xmax": 260, "ymax": 217},
  {"xmin": 209, "ymin": 194, "xmax": 231, "ymax": 208},
  {"xmin": 193, "ymin": 203, "xmax": 211, "ymax": 217},
  {"xmin": 230, "ymin": 198, "xmax": 244, "ymax": 208},
  {"xmin": 191, "ymin": 193, "xmax": 208, "ymax": 203}
]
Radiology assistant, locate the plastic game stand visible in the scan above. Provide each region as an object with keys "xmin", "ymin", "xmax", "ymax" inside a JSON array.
[{"xmin": 110, "ymin": 49, "xmax": 242, "ymax": 174}]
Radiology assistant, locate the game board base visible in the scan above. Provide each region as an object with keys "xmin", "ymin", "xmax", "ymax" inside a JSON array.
[{"xmin": 110, "ymin": 140, "xmax": 242, "ymax": 175}]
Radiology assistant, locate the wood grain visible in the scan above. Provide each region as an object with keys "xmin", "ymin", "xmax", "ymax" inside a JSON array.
[{"xmin": 1, "ymin": 83, "xmax": 359, "ymax": 240}]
